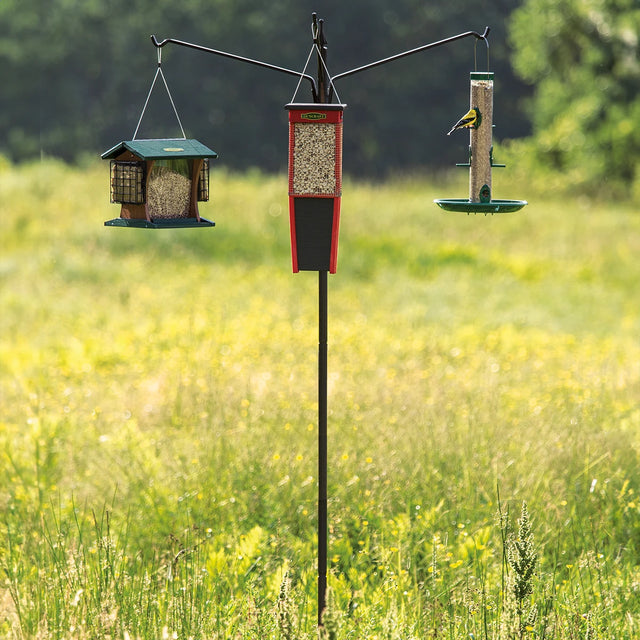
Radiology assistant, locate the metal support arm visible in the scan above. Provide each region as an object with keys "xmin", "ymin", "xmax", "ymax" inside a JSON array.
[
  {"xmin": 151, "ymin": 24, "xmax": 490, "ymax": 105},
  {"xmin": 331, "ymin": 26, "xmax": 490, "ymax": 84},
  {"xmin": 150, "ymin": 34, "xmax": 318, "ymax": 98}
]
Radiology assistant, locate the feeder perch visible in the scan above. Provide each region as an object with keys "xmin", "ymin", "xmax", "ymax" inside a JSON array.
[
  {"xmin": 435, "ymin": 72, "xmax": 527, "ymax": 215},
  {"xmin": 286, "ymin": 103, "xmax": 346, "ymax": 273},
  {"xmin": 102, "ymin": 138, "xmax": 217, "ymax": 228}
]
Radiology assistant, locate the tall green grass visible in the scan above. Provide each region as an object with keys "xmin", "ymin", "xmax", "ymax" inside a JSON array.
[{"xmin": 1, "ymin": 159, "xmax": 639, "ymax": 637}]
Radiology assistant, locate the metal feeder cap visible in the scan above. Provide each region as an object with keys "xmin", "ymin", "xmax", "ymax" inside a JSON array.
[{"xmin": 470, "ymin": 72, "xmax": 494, "ymax": 81}]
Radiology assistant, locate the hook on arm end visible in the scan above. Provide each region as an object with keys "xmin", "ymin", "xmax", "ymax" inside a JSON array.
[{"xmin": 151, "ymin": 35, "xmax": 169, "ymax": 48}]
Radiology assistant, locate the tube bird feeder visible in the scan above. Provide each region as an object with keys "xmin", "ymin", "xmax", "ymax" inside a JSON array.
[
  {"xmin": 469, "ymin": 72, "xmax": 494, "ymax": 203},
  {"xmin": 286, "ymin": 103, "xmax": 346, "ymax": 274},
  {"xmin": 435, "ymin": 72, "xmax": 527, "ymax": 214}
]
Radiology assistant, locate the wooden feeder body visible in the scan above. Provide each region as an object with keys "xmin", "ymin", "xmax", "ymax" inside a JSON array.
[
  {"xmin": 102, "ymin": 139, "xmax": 217, "ymax": 228},
  {"xmin": 286, "ymin": 104, "xmax": 345, "ymax": 273}
]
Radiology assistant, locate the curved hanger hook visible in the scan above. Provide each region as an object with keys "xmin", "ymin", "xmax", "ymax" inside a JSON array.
[
  {"xmin": 474, "ymin": 26, "xmax": 491, "ymax": 41},
  {"xmin": 151, "ymin": 35, "xmax": 169, "ymax": 48},
  {"xmin": 149, "ymin": 34, "xmax": 318, "ymax": 97},
  {"xmin": 473, "ymin": 27, "xmax": 490, "ymax": 71}
]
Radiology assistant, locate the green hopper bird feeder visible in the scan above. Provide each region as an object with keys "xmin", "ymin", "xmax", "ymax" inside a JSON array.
[
  {"xmin": 102, "ymin": 43, "xmax": 218, "ymax": 228},
  {"xmin": 102, "ymin": 138, "xmax": 217, "ymax": 229}
]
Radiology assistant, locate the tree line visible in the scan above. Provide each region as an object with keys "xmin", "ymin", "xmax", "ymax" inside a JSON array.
[{"xmin": 0, "ymin": 0, "xmax": 637, "ymax": 192}]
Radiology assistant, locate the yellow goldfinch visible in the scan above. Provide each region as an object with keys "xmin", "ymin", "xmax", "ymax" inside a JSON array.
[{"xmin": 447, "ymin": 108, "xmax": 479, "ymax": 135}]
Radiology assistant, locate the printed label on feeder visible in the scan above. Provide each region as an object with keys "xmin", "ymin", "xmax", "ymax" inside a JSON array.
[
  {"xmin": 163, "ymin": 147, "xmax": 185, "ymax": 152},
  {"xmin": 301, "ymin": 112, "xmax": 327, "ymax": 121}
]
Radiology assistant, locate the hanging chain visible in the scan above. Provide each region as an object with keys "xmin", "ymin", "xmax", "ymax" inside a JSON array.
[
  {"xmin": 473, "ymin": 37, "xmax": 490, "ymax": 72},
  {"xmin": 290, "ymin": 44, "xmax": 317, "ymax": 103},
  {"xmin": 289, "ymin": 43, "xmax": 342, "ymax": 105},
  {"xmin": 133, "ymin": 46, "xmax": 187, "ymax": 140}
]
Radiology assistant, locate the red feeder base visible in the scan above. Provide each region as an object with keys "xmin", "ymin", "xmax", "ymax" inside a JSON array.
[{"xmin": 289, "ymin": 196, "xmax": 341, "ymax": 273}]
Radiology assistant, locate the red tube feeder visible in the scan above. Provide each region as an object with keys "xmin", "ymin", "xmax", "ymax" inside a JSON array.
[{"xmin": 286, "ymin": 103, "xmax": 346, "ymax": 273}]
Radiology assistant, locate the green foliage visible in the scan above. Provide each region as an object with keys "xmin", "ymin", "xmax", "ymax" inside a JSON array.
[
  {"xmin": 0, "ymin": 1, "xmax": 528, "ymax": 175},
  {"xmin": 508, "ymin": 502, "xmax": 537, "ymax": 606},
  {"xmin": 508, "ymin": 0, "xmax": 640, "ymax": 196},
  {"xmin": 503, "ymin": 502, "xmax": 538, "ymax": 638},
  {"xmin": 2, "ymin": 162, "xmax": 640, "ymax": 637}
]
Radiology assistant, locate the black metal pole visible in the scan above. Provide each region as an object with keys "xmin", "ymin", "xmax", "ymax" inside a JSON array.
[
  {"xmin": 312, "ymin": 13, "xmax": 330, "ymax": 627},
  {"xmin": 318, "ymin": 269, "xmax": 328, "ymax": 626}
]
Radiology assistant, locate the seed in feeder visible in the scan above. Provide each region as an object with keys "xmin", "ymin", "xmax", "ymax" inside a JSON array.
[
  {"xmin": 291, "ymin": 123, "xmax": 339, "ymax": 195},
  {"xmin": 147, "ymin": 166, "xmax": 191, "ymax": 219}
]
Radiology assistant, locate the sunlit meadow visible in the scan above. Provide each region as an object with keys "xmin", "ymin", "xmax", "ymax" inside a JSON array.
[{"xmin": 1, "ymin": 158, "xmax": 640, "ymax": 638}]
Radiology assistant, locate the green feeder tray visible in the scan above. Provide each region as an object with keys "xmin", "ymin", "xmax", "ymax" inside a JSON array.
[
  {"xmin": 104, "ymin": 217, "xmax": 215, "ymax": 229},
  {"xmin": 434, "ymin": 199, "xmax": 527, "ymax": 215}
]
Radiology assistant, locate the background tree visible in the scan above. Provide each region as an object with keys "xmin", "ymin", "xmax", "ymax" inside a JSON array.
[
  {"xmin": 0, "ymin": 0, "xmax": 530, "ymax": 176},
  {"xmin": 509, "ymin": 0, "xmax": 640, "ymax": 195}
]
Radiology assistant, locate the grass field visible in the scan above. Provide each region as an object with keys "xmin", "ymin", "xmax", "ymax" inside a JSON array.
[{"xmin": 1, "ymin": 158, "xmax": 640, "ymax": 638}]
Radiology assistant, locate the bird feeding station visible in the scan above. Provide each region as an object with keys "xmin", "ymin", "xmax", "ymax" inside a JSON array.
[
  {"xmin": 435, "ymin": 71, "xmax": 527, "ymax": 214},
  {"xmin": 101, "ymin": 15, "xmax": 525, "ymax": 628},
  {"xmin": 102, "ymin": 139, "xmax": 217, "ymax": 228},
  {"xmin": 286, "ymin": 103, "xmax": 345, "ymax": 273}
]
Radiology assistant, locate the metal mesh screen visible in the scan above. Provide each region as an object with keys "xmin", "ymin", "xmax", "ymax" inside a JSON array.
[
  {"xmin": 110, "ymin": 161, "xmax": 146, "ymax": 204},
  {"xmin": 289, "ymin": 122, "xmax": 341, "ymax": 196},
  {"xmin": 197, "ymin": 159, "xmax": 210, "ymax": 202}
]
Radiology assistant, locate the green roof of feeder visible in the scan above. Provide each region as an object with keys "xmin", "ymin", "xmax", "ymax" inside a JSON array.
[{"xmin": 102, "ymin": 139, "xmax": 217, "ymax": 160}]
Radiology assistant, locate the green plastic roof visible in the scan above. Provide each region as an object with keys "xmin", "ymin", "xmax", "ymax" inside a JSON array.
[{"xmin": 102, "ymin": 138, "xmax": 218, "ymax": 160}]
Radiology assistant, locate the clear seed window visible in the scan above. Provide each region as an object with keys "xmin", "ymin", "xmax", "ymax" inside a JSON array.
[
  {"xmin": 291, "ymin": 123, "xmax": 340, "ymax": 195},
  {"xmin": 147, "ymin": 159, "xmax": 192, "ymax": 219},
  {"xmin": 288, "ymin": 105, "xmax": 344, "ymax": 198}
]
